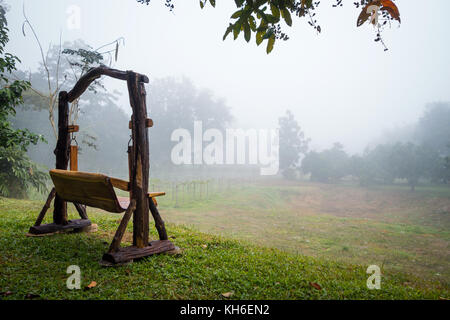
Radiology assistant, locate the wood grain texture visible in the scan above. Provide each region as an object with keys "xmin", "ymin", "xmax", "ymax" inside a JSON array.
[
  {"xmin": 129, "ymin": 118, "xmax": 153, "ymax": 129},
  {"xmin": 67, "ymin": 66, "xmax": 149, "ymax": 103},
  {"xmin": 50, "ymin": 169, "xmax": 125, "ymax": 213},
  {"xmin": 68, "ymin": 125, "xmax": 79, "ymax": 133},
  {"xmin": 127, "ymin": 72, "xmax": 150, "ymax": 248},
  {"xmin": 110, "ymin": 177, "xmax": 130, "ymax": 192},
  {"xmin": 102, "ymin": 240, "xmax": 175, "ymax": 264},
  {"xmin": 70, "ymin": 145, "xmax": 78, "ymax": 171}
]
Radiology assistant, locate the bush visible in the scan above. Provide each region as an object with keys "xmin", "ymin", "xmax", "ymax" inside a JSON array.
[{"xmin": 0, "ymin": 146, "xmax": 48, "ymax": 198}]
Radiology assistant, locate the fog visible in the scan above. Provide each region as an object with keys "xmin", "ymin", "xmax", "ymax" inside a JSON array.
[
  {"xmin": 2, "ymin": 1, "xmax": 450, "ymax": 297},
  {"xmin": 6, "ymin": 0, "xmax": 450, "ymax": 154}
]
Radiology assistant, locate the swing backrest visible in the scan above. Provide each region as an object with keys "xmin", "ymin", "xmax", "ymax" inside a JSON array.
[{"xmin": 49, "ymin": 169, "xmax": 126, "ymax": 213}]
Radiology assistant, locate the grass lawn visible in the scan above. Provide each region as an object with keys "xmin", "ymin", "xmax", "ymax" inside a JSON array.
[
  {"xmin": 0, "ymin": 190, "xmax": 448, "ymax": 300},
  {"xmin": 157, "ymin": 181, "xmax": 450, "ymax": 286}
]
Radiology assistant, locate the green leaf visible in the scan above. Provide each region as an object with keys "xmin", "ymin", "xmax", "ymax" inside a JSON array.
[
  {"xmin": 256, "ymin": 31, "xmax": 264, "ymax": 46},
  {"xmin": 199, "ymin": 1, "xmax": 204, "ymax": 9},
  {"xmin": 233, "ymin": 23, "xmax": 241, "ymax": 40},
  {"xmin": 234, "ymin": 0, "xmax": 245, "ymax": 7},
  {"xmin": 266, "ymin": 36, "xmax": 275, "ymax": 54},
  {"xmin": 248, "ymin": 15, "xmax": 256, "ymax": 31},
  {"xmin": 260, "ymin": 12, "xmax": 278, "ymax": 24},
  {"xmin": 223, "ymin": 25, "xmax": 233, "ymax": 41},
  {"xmin": 209, "ymin": 0, "xmax": 216, "ymax": 8},
  {"xmin": 270, "ymin": 4, "xmax": 280, "ymax": 19},
  {"xmin": 282, "ymin": 8, "xmax": 292, "ymax": 26},
  {"xmin": 244, "ymin": 23, "xmax": 251, "ymax": 42},
  {"xmin": 231, "ymin": 10, "xmax": 242, "ymax": 19}
]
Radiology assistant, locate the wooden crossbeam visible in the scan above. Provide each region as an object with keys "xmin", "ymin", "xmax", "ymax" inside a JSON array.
[
  {"xmin": 129, "ymin": 118, "xmax": 153, "ymax": 129},
  {"xmin": 68, "ymin": 125, "xmax": 79, "ymax": 133}
]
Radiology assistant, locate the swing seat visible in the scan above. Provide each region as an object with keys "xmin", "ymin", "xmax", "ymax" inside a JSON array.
[{"xmin": 49, "ymin": 169, "xmax": 165, "ymax": 213}]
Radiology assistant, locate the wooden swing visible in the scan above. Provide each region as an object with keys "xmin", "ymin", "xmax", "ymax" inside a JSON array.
[{"xmin": 28, "ymin": 67, "xmax": 175, "ymax": 264}]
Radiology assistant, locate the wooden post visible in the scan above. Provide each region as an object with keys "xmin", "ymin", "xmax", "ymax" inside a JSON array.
[
  {"xmin": 127, "ymin": 72, "xmax": 150, "ymax": 248},
  {"xmin": 53, "ymin": 91, "xmax": 70, "ymax": 225}
]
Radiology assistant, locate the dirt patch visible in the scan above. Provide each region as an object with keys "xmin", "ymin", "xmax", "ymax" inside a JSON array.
[{"xmin": 288, "ymin": 183, "xmax": 450, "ymax": 226}]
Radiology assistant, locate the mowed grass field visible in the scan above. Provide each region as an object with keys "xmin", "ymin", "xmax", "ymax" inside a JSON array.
[
  {"xmin": 0, "ymin": 180, "xmax": 448, "ymax": 299},
  {"xmin": 157, "ymin": 180, "xmax": 450, "ymax": 288}
]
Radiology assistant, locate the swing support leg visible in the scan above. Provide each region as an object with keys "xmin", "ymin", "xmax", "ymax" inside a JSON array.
[
  {"xmin": 101, "ymin": 198, "xmax": 175, "ymax": 265},
  {"xmin": 107, "ymin": 200, "xmax": 136, "ymax": 254},
  {"xmin": 74, "ymin": 203, "xmax": 88, "ymax": 220},
  {"xmin": 33, "ymin": 188, "xmax": 56, "ymax": 227},
  {"xmin": 148, "ymin": 197, "xmax": 168, "ymax": 241},
  {"xmin": 29, "ymin": 187, "xmax": 90, "ymax": 235}
]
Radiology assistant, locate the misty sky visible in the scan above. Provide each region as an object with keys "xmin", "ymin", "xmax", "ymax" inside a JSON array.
[{"xmin": 5, "ymin": 0, "xmax": 450, "ymax": 153}]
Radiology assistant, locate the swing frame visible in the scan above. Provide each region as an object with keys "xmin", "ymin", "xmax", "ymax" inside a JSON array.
[{"xmin": 27, "ymin": 67, "xmax": 175, "ymax": 264}]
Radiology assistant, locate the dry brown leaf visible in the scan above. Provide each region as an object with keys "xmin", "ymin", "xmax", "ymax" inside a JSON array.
[
  {"xmin": 222, "ymin": 291, "xmax": 234, "ymax": 298},
  {"xmin": 381, "ymin": 0, "xmax": 401, "ymax": 23},
  {"xmin": 84, "ymin": 281, "xmax": 97, "ymax": 290},
  {"xmin": 357, "ymin": 1, "xmax": 380, "ymax": 27},
  {"xmin": 310, "ymin": 282, "xmax": 322, "ymax": 290},
  {"xmin": 357, "ymin": 0, "xmax": 400, "ymax": 27}
]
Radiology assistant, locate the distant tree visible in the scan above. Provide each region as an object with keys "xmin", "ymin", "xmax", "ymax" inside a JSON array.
[
  {"xmin": 416, "ymin": 102, "xmax": 450, "ymax": 157},
  {"xmin": 148, "ymin": 77, "xmax": 233, "ymax": 168},
  {"xmin": 351, "ymin": 141, "xmax": 448, "ymax": 188},
  {"xmin": 444, "ymin": 148, "xmax": 450, "ymax": 184},
  {"xmin": 428, "ymin": 154, "xmax": 449, "ymax": 185},
  {"xmin": 301, "ymin": 150, "xmax": 325, "ymax": 182},
  {"xmin": 137, "ymin": 0, "xmax": 402, "ymax": 53},
  {"xmin": 301, "ymin": 142, "xmax": 349, "ymax": 183},
  {"xmin": 349, "ymin": 154, "xmax": 374, "ymax": 186},
  {"xmin": 0, "ymin": 3, "xmax": 47, "ymax": 198},
  {"xmin": 366, "ymin": 144, "xmax": 398, "ymax": 184},
  {"xmin": 278, "ymin": 110, "xmax": 309, "ymax": 179},
  {"xmin": 392, "ymin": 143, "xmax": 438, "ymax": 191},
  {"xmin": 12, "ymin": 40, "xmax": 131, "ymax": 177}
]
